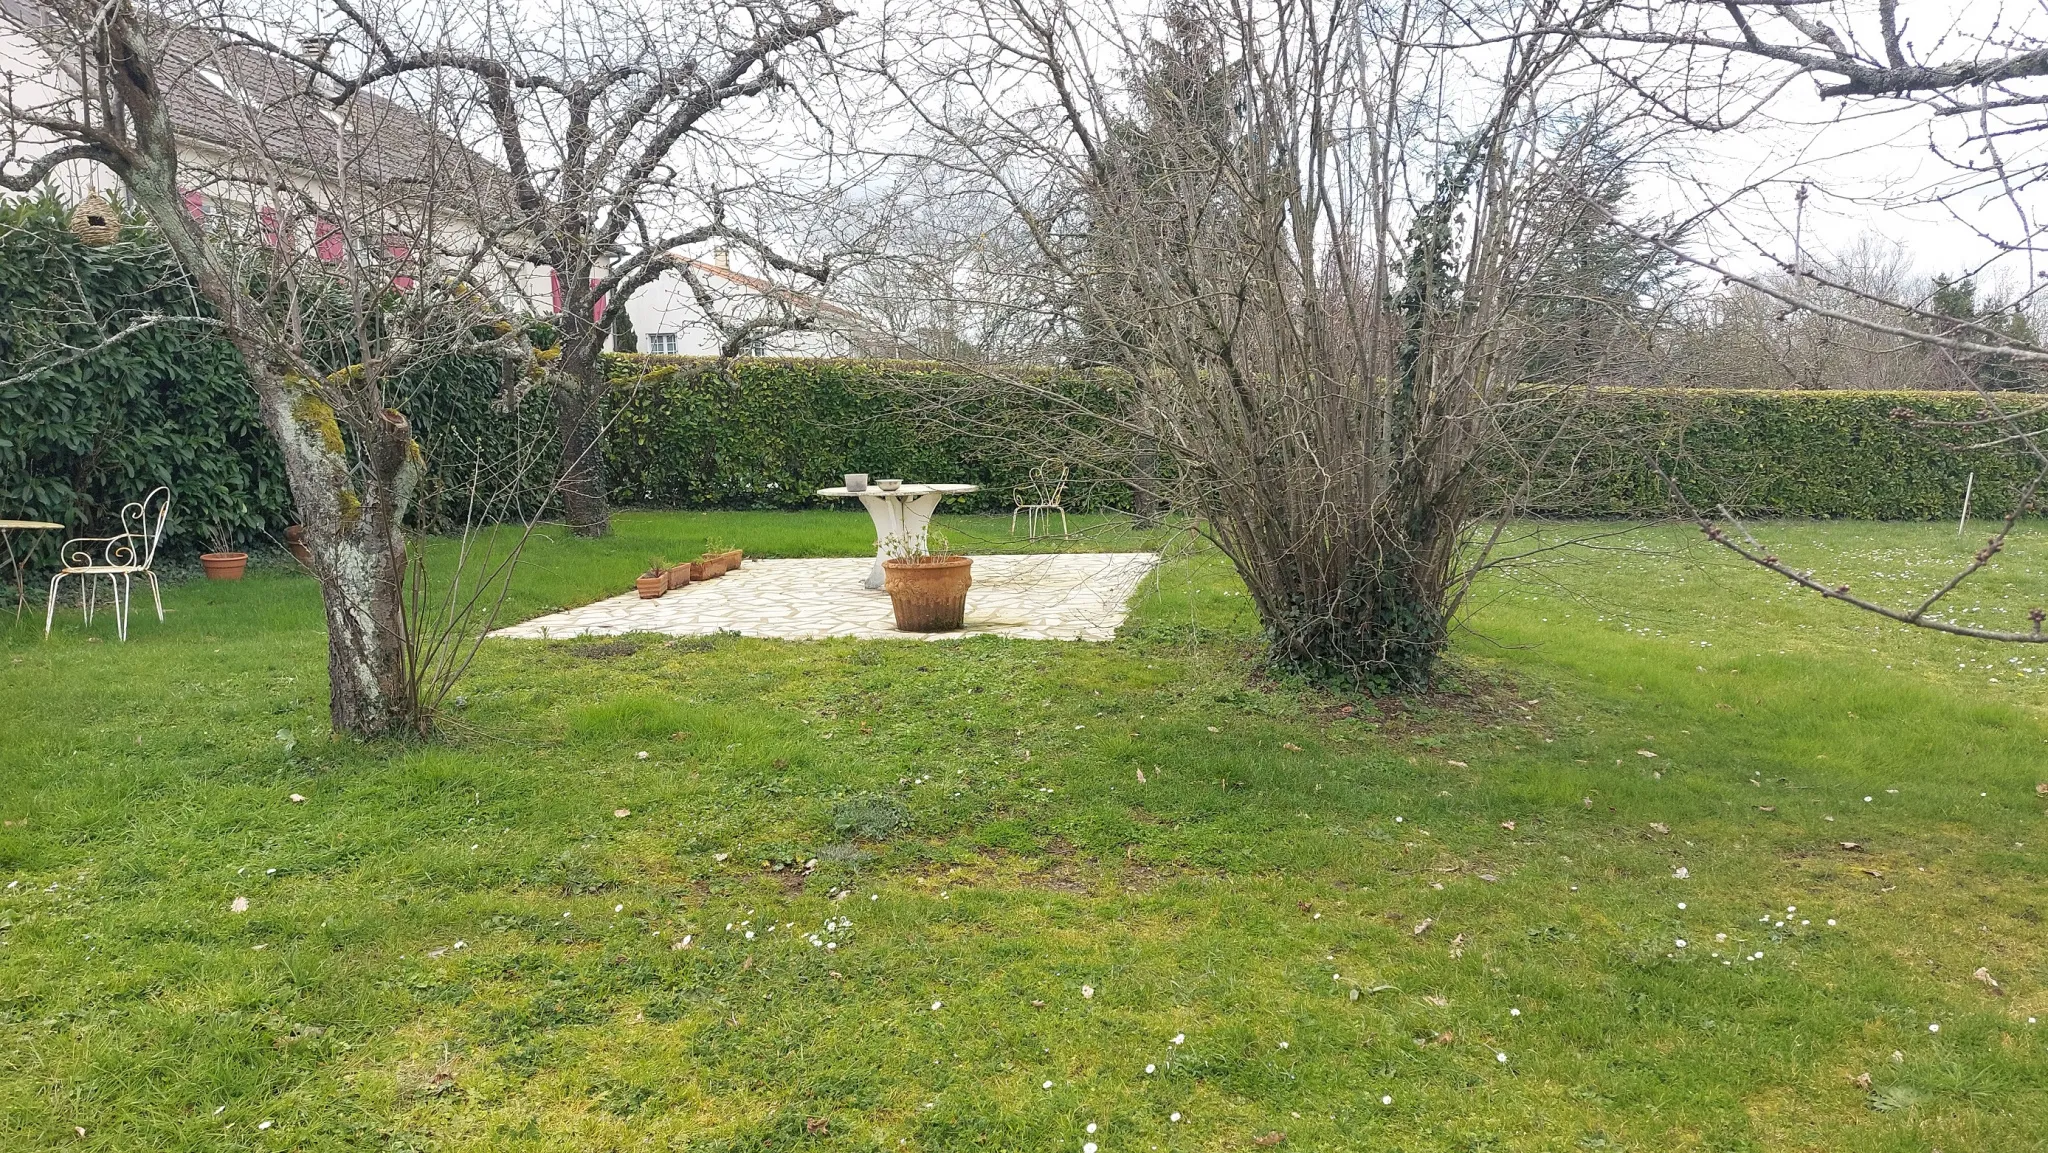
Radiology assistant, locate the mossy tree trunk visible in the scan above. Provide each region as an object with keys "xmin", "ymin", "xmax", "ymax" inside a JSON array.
[{"xmin": 3, "ymin": 0, "xmax": 438, "ymax": 738}]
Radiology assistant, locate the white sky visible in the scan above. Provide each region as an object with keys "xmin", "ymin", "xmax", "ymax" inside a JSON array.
[{"xmin": 1616, "ymin": 0, "xmax": 2048, "ymax": 298}]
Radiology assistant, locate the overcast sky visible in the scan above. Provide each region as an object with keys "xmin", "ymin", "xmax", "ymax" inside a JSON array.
[{"xmin": 1620, "ymin": 0, "xmax": 2047, "ymax": 300}]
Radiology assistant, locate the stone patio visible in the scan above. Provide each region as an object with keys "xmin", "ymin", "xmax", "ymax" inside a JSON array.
[{"xmin": 490, "ymin": 552, "xmax": 1162, "ymax": 642}]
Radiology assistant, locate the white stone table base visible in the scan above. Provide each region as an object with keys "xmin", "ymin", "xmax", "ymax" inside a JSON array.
[{"xmin": 490, "ymin": 552, "xmax": 1161, "ymax": 642}]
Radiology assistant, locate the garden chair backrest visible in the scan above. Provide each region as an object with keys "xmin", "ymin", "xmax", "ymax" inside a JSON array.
[
  {"xmin": 81, "ymin": 487, "xmax": 170, "ymax": 570},
  {"xmin": 1030, "ymin": 460, "xmax": 1068, "ymax": 504}
]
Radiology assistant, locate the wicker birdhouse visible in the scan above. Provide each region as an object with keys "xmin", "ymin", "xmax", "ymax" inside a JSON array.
[{"xmin": 70, "ymin": 191, "xmax": 122, "ymax": 246}]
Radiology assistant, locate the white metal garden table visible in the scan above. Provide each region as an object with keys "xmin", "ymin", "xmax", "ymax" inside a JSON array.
[
  {"xmin": 0, "ymin": 519, "xmax": 63, "ymax": 620},
  {"xmin": 816, "ymin": 483, "xmax": 979, "ymax": 588}
]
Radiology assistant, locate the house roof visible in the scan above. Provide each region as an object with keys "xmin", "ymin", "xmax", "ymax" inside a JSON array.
[{"xmin": 5, "ymin": 3, "xmax": 514, "ymax": 212}]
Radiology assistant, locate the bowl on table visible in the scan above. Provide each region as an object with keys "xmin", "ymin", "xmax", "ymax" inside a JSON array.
[{"xmin": 877, "ymin": 479, "xmax": 902, "ymax": 492}]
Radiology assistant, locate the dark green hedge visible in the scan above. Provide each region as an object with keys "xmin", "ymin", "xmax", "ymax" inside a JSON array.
[
  {"xmin": 600, "ymin": 357, "xmax": 1099, "ymax": 512},
  {"xmin": 2, "ymin": 193, "xmax": 2030, "ymax": 554},
  {"xmin": 1536, "ymin": 388, "xmax": 2032, "ymax": 521},
  {"xmin": 0, "ymin": 194, "xmax": 285, "ymax": 559}
]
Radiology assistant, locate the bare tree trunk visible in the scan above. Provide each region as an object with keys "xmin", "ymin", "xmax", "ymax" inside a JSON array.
[{"xmin": 550, "ymin": 331, "xmax": 613, "ymax": 537}]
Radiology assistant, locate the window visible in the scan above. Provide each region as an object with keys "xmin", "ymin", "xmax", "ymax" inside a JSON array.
[{"xmin": 648, "ymin": 332, "xmax": 678, "ymax": 355}]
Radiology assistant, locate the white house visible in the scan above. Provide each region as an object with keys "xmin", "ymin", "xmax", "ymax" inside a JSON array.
[{"xmin": 616, "ymin": 247, "xmax": 904, "ymax": 358}]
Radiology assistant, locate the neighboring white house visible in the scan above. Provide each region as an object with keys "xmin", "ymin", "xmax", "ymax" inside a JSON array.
[{"xmin": 616, "ymin": 247, "xmax": 904, "ymax": 358}]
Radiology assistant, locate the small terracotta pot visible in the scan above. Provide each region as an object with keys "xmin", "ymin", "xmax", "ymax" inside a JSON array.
[
  {"xmin": 698, "ymin": 554, "xmax": 728, "ymax": 579},
  {"xmin": 635, "ymin": 574, "xmax": 667, "ymax": 599},
  {"xmin": 283, "ymin": 525, "xmax": 312, "ymax": 569},
  {"xmin": 200, "ymin": 552, "xmax": 249, "ymax": 581},
  {"xmin": 882, "ymin": 555, "xmax": 972, "ymax": 631},
  {"xmin": 721, "ymin": 548, "xmax": 743, "ymax": 570},
  {"xmin": 666, "ymin": 565, "xmax": 691, "ymax": 591}
]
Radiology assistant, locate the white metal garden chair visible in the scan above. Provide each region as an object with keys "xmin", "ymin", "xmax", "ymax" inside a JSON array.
[
  {"xmin": 45, "ymin": 487, "xmax": 170, "ymax": 641},
  {"xmin": 1011, "ymin": 460, "xmax": 1070, "ymax": 539}
]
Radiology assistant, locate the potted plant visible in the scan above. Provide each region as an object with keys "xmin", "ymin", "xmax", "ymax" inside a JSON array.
[
  {"xmin": 881, "ymin": 533, "xmax": 971, "ymax": 631},
  {"xmin": 666, "ymin": 559, "xmax": 692, "ymax": 590},
  {"xmin": 636, "ymin": 560, "xmax": 670, "ymax": 599},
  {"xmin": 705, "ymin": 539, "xmax": 743, "ymax": 573},
  {"xmin": 200, "ymin": 525, "xmax": 248, "ymax": 581}
]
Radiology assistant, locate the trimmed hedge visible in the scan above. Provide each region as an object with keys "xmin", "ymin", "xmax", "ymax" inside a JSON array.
[
  {"xmin": 1543, "ymin": 388, "xmax": 2031, "ymax": 521},
  {"xmin": 1, "ymin": 195, "xmax": 2029, "ymax": 547},
  {"xmin": 601, "ymin": 357, "xmax": 1095, "ymax": 513}
]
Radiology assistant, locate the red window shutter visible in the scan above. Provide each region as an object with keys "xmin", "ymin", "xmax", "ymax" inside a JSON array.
[{"xmin": 314, "ymin": 219, "xmax": 344, "ymax": 262}]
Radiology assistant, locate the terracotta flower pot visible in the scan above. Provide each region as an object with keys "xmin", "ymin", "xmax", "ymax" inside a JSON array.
[
  {"xmin": 721, "ymin": 548, "xmax": 743, "ymax": 570},
  {"xmin": 200, "ymin": 552, "xmax": 248, "ymax": 581},
  {"xmin": 283, "ymin": 525, "xmax": 312, "ymax": 569},
  {"xmin": 698, "ymin": 553, "xmax": 728, "ymax": 578},
  {"xmin": 636, "ymin": 574, "xmax": 667, "ymax": 599},
  {"xmin": 666, "ymin": 565, "xmax": 692, "ymax": 591},
  {"xmin": 882, "ymin": 555, "xmax": 973, "ymax": 631}
]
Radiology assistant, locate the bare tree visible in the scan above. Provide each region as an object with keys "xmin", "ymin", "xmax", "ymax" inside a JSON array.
[
  {"xmin": 1540, "ymin": 1, "xmax": 2048, "ymax": 642},
  {"xmin": 324, "ymin": 0, "xmax": 853, "ymax": 536},
  {"xmin": 1, "ymin": 0, "xmax": 545, "ymax": 735},
  {"xmin": 883, "ymin": 0, "xmax": 1643, "ymax": 688}
]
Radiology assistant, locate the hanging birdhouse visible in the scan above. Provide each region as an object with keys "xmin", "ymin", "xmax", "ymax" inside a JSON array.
[{"xmin": 70, "ymin": 191, "xmax": 122, "ymax": 246}]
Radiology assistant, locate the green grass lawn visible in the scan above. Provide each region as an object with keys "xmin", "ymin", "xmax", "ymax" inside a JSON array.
[{"xmin": 2, "ymin": 512, "xmax": 2044, "ymax": 1151}]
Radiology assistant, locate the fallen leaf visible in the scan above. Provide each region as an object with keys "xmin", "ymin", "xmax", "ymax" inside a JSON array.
[
  {"xmin": 741, "ymin": 955, "xmax": 753, "ymax": 971},
  {"xmin": 1852, "ymin": 1072, "xmax": 1872, "ymax": 1090},
  {"xmin": 230, "ymin": 896, "xmax": 249, "ymax": 914},
  {"xmin": 614, "ymin": 808, "xmax": 631, "ymax": 818},
  {"xmin": 75, "ymin": 1127, "xmax": 86, "ymax": 1138},
  {"xmin": 1649, "ymin": 822, "xmax": 1670, "ymax": 835},
  {"xmin": 1861, "ymin": 868, "xmax": 1885, "ymax": 878},
  {"xmin": 1135, "ymin": 768, "xmax": 1146, "ymax": 783},
  {"xmin": 1756, "ymin": 805, "xmax": 1776, "ymax": 812},
  {"xmin": 1838, "ymin": 841, "xmax": 1864, "ymax": 851},
  {"xmin": 1423, "ymin": 994, "xmax": 1448, "ymax": 1007},
  {"xmin": 713, "ymin": 852, "xmax": 729, "ymax": 862},
  {"xmin": 1499, "ymin": 820, "xmax": 1515, "ymax": 831},
  {"xmin": 2037, "ymin": 781, "xmax": 2048, "ymax": 796},
  {"xmin": 805, "ymin": 1118, "xmax": 830, "ymax": 1136},
  {"xmin": 1974, "ymin": 967, "xmax": 2004, "ymax": 995},
  {"xmin": 1412, "ymin": 918, "xmax": 1434, "ymax": 937},
  {"xmin": 288, "ymin": 794, "xmax": 306, "ymax": 803},
  {"xmin": 1636, "ymin": 749, "xmax": 1658, "ymax": 758},
  {"xmin": 1253, "ymin": 1132, "xmax": 1286, "ymax": 1147},
  {"xmin": 1282, "ymin": 742, "xmax": 1303, "ymax": 752},
  {"xmin": 1449, "ymin": 933, "xmax": 1467, "ymax": 958},
  {"xmin": 1446, "ymin": 759, "xmax": 1468, "ymax": 767}
]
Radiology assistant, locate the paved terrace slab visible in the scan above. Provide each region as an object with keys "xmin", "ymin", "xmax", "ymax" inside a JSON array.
[{"xmin": 490, "ymin": 552, "xmax": 1162, "ymax": 642}]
